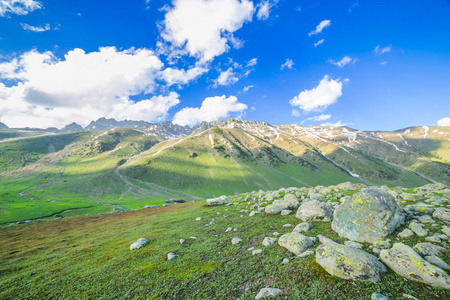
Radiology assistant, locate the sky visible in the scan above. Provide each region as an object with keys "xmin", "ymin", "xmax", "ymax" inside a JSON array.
[{"xmin": 0, "ymin": 0, "xmax": 449, "ymax": 130}]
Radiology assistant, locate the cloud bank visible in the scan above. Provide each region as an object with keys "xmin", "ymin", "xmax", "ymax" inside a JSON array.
[{"xmin": 0, "ymin": 0, "xmax": 42, "ymax": 16}]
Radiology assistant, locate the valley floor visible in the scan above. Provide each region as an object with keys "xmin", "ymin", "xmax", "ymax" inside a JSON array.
[{"xmin": 1, "ymin": 187, "xmax": 449, "ymax": 299}]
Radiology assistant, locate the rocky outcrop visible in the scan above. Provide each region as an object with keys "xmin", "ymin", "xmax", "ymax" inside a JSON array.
[
  {"xmin": 206, "ymin": 196, "xmax": 230, "ymax": 206},
  {"xmin": 332, "ymin": 188, "xmax": 405, "ymax": 242}
]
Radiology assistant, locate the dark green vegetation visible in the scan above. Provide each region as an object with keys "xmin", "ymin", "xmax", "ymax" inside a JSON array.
[
  {"xmin": 1, "ymin": 122, "xmax": 449, "ymax": 224},
  {"xmin": 1, "ymin": 197, "xmax": 449, "ymax": 299}
]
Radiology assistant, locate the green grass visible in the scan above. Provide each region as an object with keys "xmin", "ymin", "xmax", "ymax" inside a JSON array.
[{"xmin": 1, "ymin": 198, "xmax": 448, "ymax": 299}]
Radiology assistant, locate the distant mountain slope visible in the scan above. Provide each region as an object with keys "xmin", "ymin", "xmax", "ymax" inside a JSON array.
[{"xmin": 0, "ymin": 122, "xmax": 8, "ymax": 129}]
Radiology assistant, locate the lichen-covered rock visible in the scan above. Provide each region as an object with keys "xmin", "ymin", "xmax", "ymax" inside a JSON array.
[
  {"xmin": 398, "ymin": 229, "xmax": 414, "ymax": 238},
  {"xmin": 293, "ymin": 222, "xmax": 313, "ymax": 233},
  {"xmin": 295, "ymin": 200, "xmax": 334, "ymax": 222},
  {"xmin": 425, "ymin": 255, "xmax": 450, "ymax": 272},
  {"xmin": 332, "ymin": 188, "xmax": 405, "ymax": 242},
  {"xmin": 282, "ymin": 193, "xmax": 300, "ymax": 208},
  {"xmin": 433, "ymin": 207, "xmax": 450, "ymax": 222},
  {"xmin": 255, "ymin": 287, "xmax": 283, "ymax": 299},
  {"xmin": 413, "ymin": 242, "xmax": 445, "ymax": 257},
  {"xmin": 206, "ymin": 195, "xmax": 230, "ymax": 206},
  {"xmin": 315, "ymin": 239, "xmax": 387, "ymax": 282},
  {"xmin": 262, "ymin": 237, "xmax": 277, "ymax": 246},
  {"xmin": 380, "ymin": 243, "xmax": 450, "ymax": 289},
  {"xmin": 265, "ymin": 203, "xmax": 288, "ymax": 214},
  {"xmin": 442, "ymin": 226, "xmax": 450, "ymax": 238},
  {"xmin": 278, "ymin": 232, "xmax": 316, "ymax": 256},
  {"xmin": 130, "ymin": 238, "xmax": 148, "ymax": 250},
  {"xmin": 231, "ymin": 237, "xmax": 242, "ymax": 245},
  {"xmin": 280, "ymin": 209, "xmax": 292, "ymax": 216},
  {"xmin": 408, "ymin": 222, "xmax": 428, "ymax": 237}
]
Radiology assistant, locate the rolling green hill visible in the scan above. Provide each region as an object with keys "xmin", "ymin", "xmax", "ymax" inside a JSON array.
[{"xmin": 0, "ymin": 120, "xmax": 449, "ymax": 224}]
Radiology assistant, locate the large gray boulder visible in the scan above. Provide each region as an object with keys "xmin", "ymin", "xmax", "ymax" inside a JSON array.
[
  {"xmin": 278, "ymin": 232, "xmax": 316, "ymax": 256},
  {"xmin": 295, "ymin": 200, "xmax": 334, "ymax": 222},
  {"xmin": 380, "ymin": 243, "xmax": 450, "ymax": 289},
  {"xmin": 280, "ymin": 193, "xmax": 300, "ymax": 209},
  {"xmin": 265, "ymin": 203, "xmax": 288, "ymax": 214},
  {"xmin": 433, "ymin": 207, "xmax": 450, "ymax": 222},
  {"xmin": 206, "ymin": 195, "xmax": 230, "ymax": 206},
  {"xmin": 332, "ymin": 188, "xmax": 405, "ymax": 242},
  {"xmin": 315, "ymin": 239, "xmax": 387, "ymax": 282}
]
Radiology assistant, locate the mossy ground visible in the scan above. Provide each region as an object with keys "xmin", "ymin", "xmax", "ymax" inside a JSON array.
[{"xmin": 1, "ymin": 200, "xmax": 449, "ymax": 299}]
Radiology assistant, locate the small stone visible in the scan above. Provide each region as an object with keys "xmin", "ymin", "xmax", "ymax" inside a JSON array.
[
  {"xmin": 167, "ymin": 253, "xmax": 177, "ymax": 261},
  {"xmin": 283, "ymin": 224, "xmax": 294, "ymax": 228},
  {"xmin": 129, "ymin": 238, "xmax": 148, "ymax": 250},
  {"xmin": 402, "ymin": 294, "xmax": 419, "ymax": 300},
  {"xmin": 231, "ymin": 237, "xmax": 242, "ymax": 245},
  {"xmin": 278, "ymin": 232, "xmax": 316, "ymax": 255},
  {"xmin": 298, "ymin": 250, "xmax": 314, "ymax": 257},
  {"xmin": 442, "ymin": 226, "xmax": 450, "ymax": 237},
  {"xmin": 249, "ymin": 211, "xmax": 260, "ymax": 216},
  {"xmin": 262, "ymin": 237, "xmax": 277, "ymax": 246},
  {"xmin": 409, "ymin": 222, "xmax": 428, "ymax": 236},
  {"xmin": 344, "ymin": 241, "xmax": 363, "ymax": 249},
  {"xmin": 371, "ymin": 293, "xmax": 389, "ymax": 300},
  {"xmin": 293, "ymin": 222, "xmax": 313, "ymax": 233},
  {"xmin": 252, "ymin": 249, "xmax": 263, "ymax": 256},
  {"xmin": 273, "ymin": 232, "xmax": 280, "ymax": 236},
  {"xmin": 280, "ymin": 209, "xmax": 292, "ymax": 216},
  {"xmin": 234, "ymin": 228, "xmax": 238, "ymax": 231},
  {"xmin": 179, "ymin": 239, "xmax": 185, "ymax": 244},
  {"xmin": 413, "ymin": 242, "xmax": 445, "ymax": 257},
  {"xmin": 255, "ymin": 287, "xmax": 283, "ymax": 299},
  {"xmin": 398, "ymin": 228, "xmax": 414, "ymax": 238},
  {"xmin": 372, "ymin": 248, "xmax": 381, "ymax": 254},
  {"xmin": 433, "ymin": 207, "xmax": 450, "ymax": 222},
  {"xmin": 225, "ymin": 227, "xmax": 233, "ymax": 233},
  {"xmin": 425, "ymin": 236, "xmax": 441, "ymax": 243},
  {"xmin": 282, "ymin": 258, "xmax": 290, "ymax": 264},
  {"xmin": 189, "ymin": 236, "xmax": 197, "ymax": 239},
  {"xmin": 418, "ymin": 215, "xmax": 435, "ymax": 223},
  {"xmin": 373, "ymin": 240, "xmax": 391, "ymax": 249},
  {"xmin": 195, "ymin": 217, "xmax": 202, "ymax": 221},
  {"xmin": 424, "ymin": 255, "xmax": 450, "ymax": 272},
  {"xmin": 247, "ymin": 247, "xmax": 255, "ymax": 251}
]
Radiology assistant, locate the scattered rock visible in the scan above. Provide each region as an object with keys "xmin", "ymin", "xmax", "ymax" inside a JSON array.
[
  {"xmin": 195, "ymin": 217, "xmax": 202, "ymax": 221},
  {"xmin": 409, "ymin": 222, "xmax": 430, "ymax": 237},
  {"xmin": 433, "ymin": 207, "xmax": 450, "ymax": 222},
  {"xmin": 252, "ymin": 249, "xmax": 263, "ymax": 256},
  {"xmin": 413, "ymin": 242, "xmax": 445, "ymax": 257},
  {"xmin": 332, "ymin": 188, "xmax": 405, "ymax": 243},
  {"xmin": 281, "ymin": 193, "xmax": 300, "ymax": 208},
  {"xmin": 373, "ymin": 240, "xmax": 391, "ymax": 249},
  {"xmin": 179, "ymin": 239, "xmax": 185, "ymax": 244},
  {"xmin": 296, "ymin": 200, "xmax": 334, "ymax": 222},
  {"xmin": 278, "ymin": 232, "xmax": 316, "ymax": 256},
  {"xmin": 206, "ymin": 195, "xmax": 230, "ymax": 206},
  {"xmin": 283, "ymin": 224, "xmax": 294, "ymax": 228},
  {"xmin": 282, "ymin": 258, "xmax": 290, "ymax": 264},
  {"xmin": 255, "ymin": 287, "xmax": 283, "ymax": 299},
  {"xmin": 231, "ymin": 237, "xmax": 242, "ymax": 245},
  {"xmin": 298, "ymin": 250, "xmax": 314, "ymax": 257},
  {"xmin": 249, "ymin": 211, "xmax": 260, "ymax": 216},
  {"xmin": 424, "ymin": 255, "xmax": 450, "ymax": 272},
  {"xmin": 262, "ymin": 237, "xmax": 277, "ymax": 246},
  {"xmin": 316, "ymin": 239, "xmax": 387, "ymax": 282},
  {"xmin": 167, "ymin": 253, "xmax": 177, "ymax": 261},
  {"xmin": 344, "ymin": 241, "xmax": 363, "ymax": 249},
  {"xmin": 442, "ymin": 226, "xmax": 450, "ymax": 237},
  {"xmin": 280, "ymin": 210, "xmax": 292, "ymax": 216},
  {"xmin": 418, "ymin": 215, "xmax": 435, "ymax": 223},
  {"xmin": 225, "ymin": 227, "xmax": 233, "ymax": 233},
  {"xmin": 371, "ymin": 293, "xmax": 389, "ymax": 300},
  {"xmin": 273, "ymin": 232, "xmax": 280, "ymax": 236},
  {"xmin": 398, "ymin": 229, "xmax": 414, "ymax": 238},
  {"xmin": 129, "ymin": 238, "xmax": 148, "ymax": 250},
  {"xmin": 293, "ymin": 222, "xmax": 313, "ymax": 233},
  {"xmin": 380, "ymin": 243, "xmax": 450, "ymax": 289}
]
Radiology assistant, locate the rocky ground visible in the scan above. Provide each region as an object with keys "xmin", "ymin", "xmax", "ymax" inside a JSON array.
[{"xmin": 196, "ymin": 182, "xmax": 450, "ymax": 298}]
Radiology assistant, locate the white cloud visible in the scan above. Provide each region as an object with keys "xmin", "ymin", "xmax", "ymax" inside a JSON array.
[
  {"xmin": 0, "ymin": 0, "xmax": 42, "ymax": 16},
  {"xmin": 0, "ymin": 47, "xmax": 182, "ymax": 128},
  {"xmin": 308, "ymin": 20, "xmax": 331, "ymax": 36},
  {"xmin": 281, "ymin": 58, "xmax": 294, "ymax": 70},
  {"xmin": 374, "ymin": 44, "xmax": 392, "ymax": 55},
  {"xmin": 21, "ymin": 23, "xmax": 50, "ymax": 32},
  {"xmin": 246, "ymin": 58, "xmax": 257, "ymax": 67},
  {"xmin": 300, "ymin": 114, "xmax": 331, "ymax": 124},
  {"xmin": 437, "ymin": 117, "xmax": 450, "ymax": 126},
  {"xmin": 242, "ymin": 85, "xmax": 254, "ymax": 92},
  {"xmin": 256, "ymin": 0, "xmax": 278, "ymax": 20},
  {"xmin": 173, "ymin": 95, "xmax": 247, "ymax": 126},
  {"xmin": 213, "ymin": 67, "xmax": 239, "ymax": 87},
  {"xmin": 159, "ymin": 66, "xmax": 208, "ymax": 86},
  {"xmin": 329, "ymin": 56, "xmax": 357, "ymax": 68},
  {"xmin": 314, "ymin": 39, "xmax": 324, "ymax": 47},
  {"xmin": 380, "ymin": 61, "xmax": 387, "ymax": 65},
  {"xmin": 320, "ymin": 120, "xmax": 348, "ymax": 127},
  {"xmin": 161, "ymin": 0, "xmax": 255, "ymax": 62},
  {"xmin": 289, "ymin": 75, "xmax": 343, "ymax": 112},
  {"xmin": 291, "ymin": 109, "xmax": 300, "ymax": 117}
]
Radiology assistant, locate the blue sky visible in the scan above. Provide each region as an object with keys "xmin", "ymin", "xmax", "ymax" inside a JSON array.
[{"xmin": 0, "ymin": 0, "xmax": 449, "ymax": 130}]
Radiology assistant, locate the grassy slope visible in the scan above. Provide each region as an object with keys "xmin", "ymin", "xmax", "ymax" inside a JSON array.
[{"xmin": 1, "ymin": 196, "xmax": 449, "ymax": 299}]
